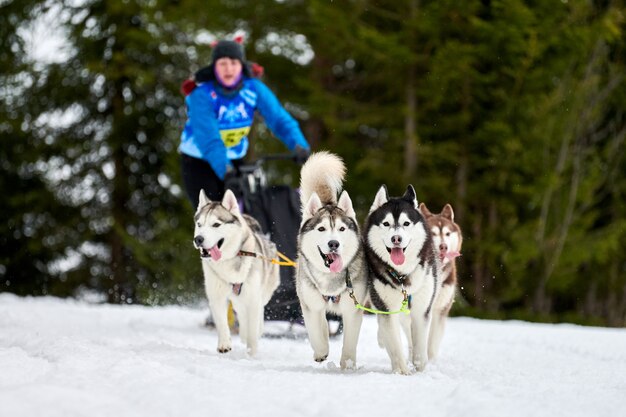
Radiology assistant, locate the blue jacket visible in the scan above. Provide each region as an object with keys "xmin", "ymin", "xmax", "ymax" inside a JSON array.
[{"xmin": 179, "ymin": 78, "xmax": 309, "ymax": 179}]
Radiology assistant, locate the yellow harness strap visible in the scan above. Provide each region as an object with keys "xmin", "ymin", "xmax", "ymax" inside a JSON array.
[
  {"xmin": 272, "ymin": 251, "xmax": 297, "ymax": 267},
  {"xmin": 237, "ymin": 250, "xmax": 297, "ymax": 268}
]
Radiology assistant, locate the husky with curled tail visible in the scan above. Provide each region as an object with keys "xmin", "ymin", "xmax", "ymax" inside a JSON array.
[{"xmin": 295, "ymin": 151, "xmax": 367, "ymax": 369}]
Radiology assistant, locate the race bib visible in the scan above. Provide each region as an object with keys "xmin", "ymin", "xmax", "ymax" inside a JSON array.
[{"xmin": 220, "ymin": 126, "xmax": 250, "ymax": 147}]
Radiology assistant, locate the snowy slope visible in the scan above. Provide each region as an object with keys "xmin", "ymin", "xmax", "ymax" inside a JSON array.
[{"xmin": 1, "ymin": 293, "xmax": 624, "ymax": 417}]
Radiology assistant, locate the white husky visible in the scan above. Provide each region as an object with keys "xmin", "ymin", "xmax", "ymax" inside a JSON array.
[
  {"xmin": 295, "ymin": 152, "xmax": 367, "ymax": 369},
  {"xmin": 193, "ymin": 189, "xmax": 279, "ymax": 355}
]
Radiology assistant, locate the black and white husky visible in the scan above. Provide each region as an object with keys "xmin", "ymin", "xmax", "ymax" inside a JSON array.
[
  {"xmin": 295, "ymin": 151, "xmax": 367, "ymax": 369},
  {"xmin": 193, "ymin": 189, "xmax": 280, "ymax": 356},
  {"xmin": 364, "ymin": 185, "xmax": 440, "ymax": 374}
]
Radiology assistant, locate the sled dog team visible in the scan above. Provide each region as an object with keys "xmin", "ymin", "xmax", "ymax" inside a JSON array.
[{"xmin": 193, "ymin": 151, "xmax": 463, "ymax": 374}]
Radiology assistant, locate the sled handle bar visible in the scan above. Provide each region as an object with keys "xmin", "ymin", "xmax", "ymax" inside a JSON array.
[
  {"xmin": 254, "ymin": 153, "xmax": 298, "ymax": 164},
  {"xmin": 237, "ymin": 154, "xmax": 297, "ymax": 173}
]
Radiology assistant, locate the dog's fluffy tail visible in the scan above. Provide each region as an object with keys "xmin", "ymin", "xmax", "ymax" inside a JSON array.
[{"xmin": 299, "ymin": 151, "xmax": 345, "ymax": 207}]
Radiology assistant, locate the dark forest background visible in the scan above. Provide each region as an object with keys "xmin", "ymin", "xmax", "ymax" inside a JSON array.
[{"xmin": 1, "ymin": 0, "xmax": 625, "ymax": 326}]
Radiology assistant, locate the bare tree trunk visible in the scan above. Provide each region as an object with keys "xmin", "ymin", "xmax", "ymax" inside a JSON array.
[
  {"xmin": 404, "ymin": 73, "xmax": 417, "ymax": 178},
  {"xmin": 108, "ymin": 77, "xmax": 132, "ymax": 303},
  {"xmin": 472, "ymin": 214, "xmax": 484, "ymax": 304},
  {"xmin": 303, "ymin": 118, "xmax": 325, "ymax": 150},
  {"xmin": 403, "ymin": 0, "xmax": 418, "ymax": 179},
  {"xmin": 619, "ymin": 283, "xmax": 626, "ymax": 327},
  {"xmin": 305, "ymin": 53, "xmax": 333, "ymax": 150},
  {"xmin": 455, "ymin": 153, "xmax": 468, "ymax": 225}
]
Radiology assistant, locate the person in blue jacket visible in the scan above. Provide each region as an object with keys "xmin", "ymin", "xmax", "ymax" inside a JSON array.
[{"xmin": 180, "ymin": 39, "xmax": 311, "ymax": 208}]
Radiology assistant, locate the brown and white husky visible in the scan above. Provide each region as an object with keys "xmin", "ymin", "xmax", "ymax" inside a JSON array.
[{"xmin": 419, "ymin": 203, "xmax": 462, "ymax": 359}]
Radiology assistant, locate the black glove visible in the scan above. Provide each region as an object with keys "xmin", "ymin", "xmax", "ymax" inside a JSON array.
[{"xmin": 293, "ymin": 145, "xmax": 311, "ymax": 165}]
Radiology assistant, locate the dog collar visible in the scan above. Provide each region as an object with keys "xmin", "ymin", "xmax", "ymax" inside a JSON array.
[
  {"xmin": 321, "ymin": 270, "xmax": 352, "ymax": 304},
  {"xmin": 323, "ymin": 294, "xmax": 341, "ymax": 304}
]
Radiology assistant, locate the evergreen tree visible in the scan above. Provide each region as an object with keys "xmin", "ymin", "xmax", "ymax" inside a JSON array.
[
  {"xmin": 0, "ymin": 1, "xmax": 69, "ymax": 296},
  {"xmin": 2, "ymin": 0, "xmax": 204, "ymax": 303},
  {"xmin": 2, "ymin": 0, "xmax": 624, "ymax": 325}
]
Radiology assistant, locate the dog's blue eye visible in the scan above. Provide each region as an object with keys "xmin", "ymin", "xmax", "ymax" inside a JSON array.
[
  {"xmin": 383, "ymin": 222, "xmax": 390, "ymax": 227},
  {"xmin": 318, "ymin": 227, "xmax": 326, "ymax": 232},
  {"xmin": 212, "ymin": 223, "xmax": 221, "ymax": 228},
  {"xmin": 404, "ymin": 221, "xmax": 410, "ymax": 226}
]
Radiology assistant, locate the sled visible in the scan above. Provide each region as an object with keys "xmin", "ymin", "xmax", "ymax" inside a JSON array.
[
  {"xmin": 226, "ymin": 155, "xmax": 343, "ymax": 337},
  {"xmin": 225, "ymin": 154, "xmax": 303, "ymax": 323}
]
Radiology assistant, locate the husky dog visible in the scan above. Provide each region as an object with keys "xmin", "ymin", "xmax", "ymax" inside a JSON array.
[
  {"xmin": 419, "ymin": 203, "xmax": 462, "ymax": 360},
  {"xmin": 295, "ymin": 151, "xmax": 367, "ymax": 369},
  {"xmin": 193, "ymin": 189, "xmax": 279, "ymax": 355},
  {"xmin": 364, "ymin": 185, "xmax": 439, "ymax": 374}
]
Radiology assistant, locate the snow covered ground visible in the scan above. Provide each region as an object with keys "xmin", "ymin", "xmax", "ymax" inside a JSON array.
[{"xmin": 1, "ymin": 293, "xmax": 625, "ymax": 417}]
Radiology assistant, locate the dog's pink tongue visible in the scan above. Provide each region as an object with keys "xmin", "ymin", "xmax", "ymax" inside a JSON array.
[
  {"xmin": 390, "ymin": 248, "xmax": 405, "ymax": 265},
  {"xmin": 445, "ymin": 251, "xmax": 461, "ymax": 260},
  {"xmin": 209, "ymin": 245, "xmax": 222, "ymax": 261},
  {"xmin": 328, "ymin": 253, "xmax": 343, "ymax": 273}
]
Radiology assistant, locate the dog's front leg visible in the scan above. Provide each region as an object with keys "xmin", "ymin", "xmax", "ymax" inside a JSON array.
[
  {"xmin": 243, "ymin": 301, "xmax": 263, "ymax": 356},
  {"xmin": 410, "ymin": 308, "xmax": 432, "ymax": 371},
  {"xmin": 428, "ymin": 284, "xmax": 454, "ymax": 360},
  {"xmin": 377, "ymin": 314, "xmax": 409, "ymax": 375},
  {"xmin": 399, "ymin": 313, "xmax": 413, "ymax": 360},
  {"xmin": 428, "ymin": 313, "xmax": 445, "ymax": 360},
  {"xmin": 233, "ymin": 302, "xmax": 248, "ymax": 347},
  {"xmin": 301, "ymin": 304, "xmax": 329, "ymax": 362},
  {"xmin": 208, "ymin": 293, "xmax": 232, "ymax": 354},
  {"xmin": 340, "ymin": 307, "xmax": 363, "ymax": 370}
]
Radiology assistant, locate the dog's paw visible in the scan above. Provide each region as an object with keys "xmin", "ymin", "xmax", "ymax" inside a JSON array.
[
  {"xmin": 412, "ymin": 360, "xmax": 426, "ymax": 372},
  {"xmin": 392, "ymin": 365, "xmax": 411, "ymax": 376},
  {"xmin": 217, "ymin": 345, "xmax": 232, "ymax": 354},
  {"xmin": 314, "ymin": 354, "xmax": 328, "ymax": 363},
  {"xmin": 412, "ymin": 353, "xmax": 428, "ymax": 372},
  {"xmin": 340, "ymin": 358, "xmax": 356, "ymax": 370},
  {"xmin": 391, "ymin": 359, "xmax": 411, "ymax": 375}
]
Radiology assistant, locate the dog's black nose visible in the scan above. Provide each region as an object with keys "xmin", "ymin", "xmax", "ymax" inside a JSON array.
[
  {"xmin": 439, "ymin": 243, "xmax": 448, "ymax": 252},
  {"xmin": 194, "ymin": 235, "xmax": 204, "ymax": 246},
  {"xmin": 328, "ymin": 240, "xmax": 340, "ymax": 251},
  {"xmin": 391, "ymin": 235, "xmax": 402, "ymax": 245}
]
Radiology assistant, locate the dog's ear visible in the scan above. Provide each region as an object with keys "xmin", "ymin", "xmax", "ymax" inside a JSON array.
[
  {"xmin": 221, "ymin": 189, "xmax": 240, "ymax": 214},
  {"xmin": 419, "ymin": 202, "xmax": 433, "ymax": 218},
  {"xmin": 369, "ymin": 185, "xmax": 388, "ymax": 213},
  {"xmin": 403, "ymin": 185, "xmax": 418, "ymax": 209},
  {"xmin": 303, "ymin": 192, "xmax": 323, "ymax": 220},
  {"xmin": 441, "ymin": 203, "xmax": 455, "ymax": 222},
  {"xmin": 337, "ymin": 190, "xmax": 356, "ymax": 218},
  {"xmin": 198, "ymin": 189, "xmax": 211, "ymax": 211}
]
